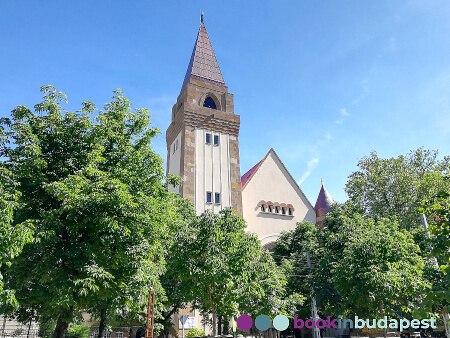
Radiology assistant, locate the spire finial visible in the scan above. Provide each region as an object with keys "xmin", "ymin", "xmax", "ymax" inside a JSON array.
[
  {"xmin": 321, "ymin": 177, "xmax": 324, "ymax": 186},
  {"xmin": 201, "ymin": 11, "xmax": 204, "ymax": 23}
]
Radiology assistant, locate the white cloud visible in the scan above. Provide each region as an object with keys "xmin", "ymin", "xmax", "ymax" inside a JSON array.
[
  {"xmin": 298, "ymin": 157, "xmax": 319, "ymax": 185},
  {"xmin": 335, "ymin": 108, "xmax": 350, "ymax": 124}
]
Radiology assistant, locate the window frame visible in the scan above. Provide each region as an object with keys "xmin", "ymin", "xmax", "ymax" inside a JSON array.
[
  {"xmin": 213, "ymin": 135, "xmax": 219, "ymax": 146},
  {"xmin": 206, "ymin": 133, "xmax": 211, "ymax": 144},
  {"xmin": 215, "ymin": 192, "xmax": 220, "ymax": 204},
  {"xmin": 206, "ymin": 192, "xmax": 212, "ymax": 203}
]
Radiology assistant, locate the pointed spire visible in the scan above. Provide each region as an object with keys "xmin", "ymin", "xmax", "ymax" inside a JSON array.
[
  {"xmin": 314, "ymin": 178, "xmax": 334, "ymax": 226},
  {"xmin": 180, "ymin": 20, "xmax": 225, "ymax": 92}
]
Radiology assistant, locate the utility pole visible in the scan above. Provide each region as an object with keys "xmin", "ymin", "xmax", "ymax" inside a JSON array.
[
  {"xmin": 306, "ymin": 252, "xmax": 320, "ymax": 338},
  {"xmin": 145, "ymin": 256, "xmax": 157, "ymax": 338},
  {"xmin": 421, "ymin": 214, "xmax": 450, "ymax": 338}
]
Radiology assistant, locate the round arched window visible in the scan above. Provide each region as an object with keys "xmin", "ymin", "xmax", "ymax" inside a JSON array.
[{"xmin": 203, "ymin": 97, "xmax": 217, "ymax": 109}]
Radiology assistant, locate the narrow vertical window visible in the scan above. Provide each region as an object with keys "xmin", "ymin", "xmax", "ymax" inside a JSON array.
[
  {"xmin": 275, "ymin": 206, "xmax": 279, "ymax": 214},
  {"xmin": 268, "ymin": 206, "xmax": 272, "ymax": 213},
  {"xmin": 261, "ymin": 205, "xmax": 265, "ymax": 212},
  {"xmin": 288, "ymin": 208, "xmax": 293, "ymax": 216},
  {"xmin": 215, "ymin": 193, "xmax": 220, "ymax": 204},
  {"xmin": 214, "ymin": 135, "xmax": 219, "ymax": 145},
  {"xmin": 206, "ymin": 133, "xmax": 211, "ymax": 144},
  {"xmin": 282, "ymin": 207, "xmax": 286, "ymax": 215},
  {"xmin": 206, "ymin": 192, "xmax": 212, "ymax": 203}
]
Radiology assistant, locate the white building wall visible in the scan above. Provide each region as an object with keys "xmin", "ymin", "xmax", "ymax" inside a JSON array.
[
  {"xmin": 194, "ymin": 128, "xmax": 232, "ymax": 215},
  {"xmin": 167, "ymin": 131, "xmax": 182, "ymax": 194},
  {"xmin": 242, "ymin": 151, "xmax": 316, "ymax": 247}
]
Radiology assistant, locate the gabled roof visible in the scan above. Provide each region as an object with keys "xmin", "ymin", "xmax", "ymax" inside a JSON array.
[
  {"xmin": 241, "ymin": 148, "xmax": 314, "ymax": 209},
  {"xmin": 181, "ymin": 22, "xmax": 225, "ymax": 92},
  {"xmin": 314, "ymin": 178, "xmax": 334, "ymax": 217}
]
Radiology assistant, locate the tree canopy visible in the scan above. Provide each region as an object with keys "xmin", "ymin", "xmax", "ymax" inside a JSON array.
[
  {"xmin": 0, "ymin": 85, "xmax": 192, "ymax": 338},
  {"xmin": 168, "ymin": 209, "xmax": 286, "ymax": 336},
  {"xmin": 345, "ymin": 148, "xmax": 450, "ymax": 230}
]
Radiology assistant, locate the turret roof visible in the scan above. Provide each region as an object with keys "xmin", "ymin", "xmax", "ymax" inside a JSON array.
[{"xmin": 314, "ymin": 178, "xmax": 334, "ymax": 216}]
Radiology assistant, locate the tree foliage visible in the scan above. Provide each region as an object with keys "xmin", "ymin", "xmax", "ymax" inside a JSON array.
[
  {"xmin": 417, "ymin": 175, "xmax": 450, "ymax": 314},
  {"xmin": 168, "ymin": 209, "xmax": 286, "ymax": 336},
  {"xmin": 317, "ymin": 204, "xmax": 428, "ymax": 318},
  {"xmin": 274, "ymin": 206, "xmax": 428, "ymax": 321},
  {"xmin": 0, "ymin": 85, "xmax": 191, "ymax": 338},
  {"xmin": 345, "ymin": 148, "xmax": 450, "ymax": 230}
]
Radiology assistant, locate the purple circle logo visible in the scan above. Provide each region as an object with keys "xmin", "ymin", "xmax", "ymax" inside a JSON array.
[{"xmin": 237, "ymin": 314, "xmax": 253, "ymax": 331}]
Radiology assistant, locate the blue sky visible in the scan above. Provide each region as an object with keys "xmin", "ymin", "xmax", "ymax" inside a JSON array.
[{"xmin": 1, "ymin": 1, "xmax": 449, "ymax": 204}]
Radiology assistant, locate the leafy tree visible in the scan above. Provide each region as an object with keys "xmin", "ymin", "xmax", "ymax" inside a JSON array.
[
  {"xmin": 420, "ymin": 175, "xmax": 450, "ymax": 274},
  {"xmin": 315, "ymin": 204, "xmax": 428, "ymax": 321},
  {"xmin": 345, "ymin": 148, "xmax": 450, "ymax": 231},
  {"xmin": 169, "ymin": 209, "xmax": 286, "ymax": 336},
  {"xmin": 0, "ymin": 166, "xmax": 33, "ymax": 305},
  {"xmin": 66, "ymin": 324, "xmax": 91, "ymax": 338},
  {"xmin": 417, "ymin": 175, "xmax": 450, "ymax": 331},
  {"xmin": 0, "ymin": 86, "xmax": 191, "ymax": 338},
  {"xmin": 185, "ymin": 328, "xmax": 205, "ymax": 338},
  {"xmin": 272, "ymin": 222, "xmax": 314, "ymax": 319}
]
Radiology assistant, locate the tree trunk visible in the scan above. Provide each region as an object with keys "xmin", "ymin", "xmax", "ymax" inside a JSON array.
[
  {"xmin": 98, "ymin": 308, "xmax": 108, "ymax": 338},
  {"xmin": 444, "ymin": 312, "xmax": 450, "ymax": 338},
  {"xmin": 219, "ymin": 315, "xmax": 223, "ymax": 336},
  {"xmin": 212, "ymin": 308, "xmax": 217, "ymax": 337},
  {"xmin": 52, "ymin": 316, "xmax": 70, "ymax": 338}
]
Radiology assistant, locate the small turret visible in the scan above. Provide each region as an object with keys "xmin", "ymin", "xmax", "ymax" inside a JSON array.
[{"xmin": 314, "ymin": 178, "xmax": 334, "ymax": 226}]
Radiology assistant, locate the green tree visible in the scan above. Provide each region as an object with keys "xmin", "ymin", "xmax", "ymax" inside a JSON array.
[
  {"xmin": 272, "ymin": 222, "xmax": 314, "ymax": 319},
  {"xmin": 417, "ymin": 175, "xmax": 450, "ymax": 328},
  {"xmin": 0, "ymin": 86, "xmax": 190, "ymax": 338},
  {"xmin": 345, "ymin": 148, "xmax": 450, "ymax": 231},
  {"xmin": 0, "ymin": 166, "xmax": 33, "ymax": 305},
  {"xmin": 316, "ymin": 204, "xmax": 428, "ymax": 322},
  {"xmin": 169, "ymin": 209, "xmax": 286, "ymax": 336}
]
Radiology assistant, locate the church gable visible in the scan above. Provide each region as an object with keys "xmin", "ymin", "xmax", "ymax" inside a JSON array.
[{"xmin": 241, "ymin": 149, "xmax": 316, "ymax": 247}]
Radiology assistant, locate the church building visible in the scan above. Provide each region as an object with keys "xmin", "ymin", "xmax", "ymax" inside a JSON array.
[
  {"xmin": 165, "ymin": 17, "xmax": 334, "ymax": 249},
  {"xmin": 165, "ymin": 17, "xmax": 335, "ymax": 336}
]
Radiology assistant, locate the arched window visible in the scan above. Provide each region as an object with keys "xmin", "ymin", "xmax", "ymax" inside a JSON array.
[
  {"xmin": 275, "ymin": 206, "xmax": 279, "ymax": 214},
  {"xmin": 281, "ymin": 207, "xmax": 286, "ymax": 215},
  {"xmin": 268, "ymin": 205, "xmax": 272, "ymax": 213},
  {"xmin": 261, "ymin": 205, "xmax": 265, "ymax": 212},
  {"xmin": 288, "ymin": 208, "xmax": 293, "ymax": 216},
  {"xmin": 203, "ymin": 97, "xmax": 217, "ymax": 109}
]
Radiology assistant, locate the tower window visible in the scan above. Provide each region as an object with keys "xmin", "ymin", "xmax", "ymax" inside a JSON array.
[
  {"xmin": 203, "ymin": 97, "xmax": 217, "ymax": 109},
  {"xmin": 215, "ymin": 193, "xmax": 220, "ymax": 204},
  {"xmin": 206, "ymin": 133, "xmax": 211, "ymax": 144},
  {"xmin": 214, "ymin": 135, "xmax": 219, "ymax": 145},
  {"xmin": 206, "ymin": 192, "xmax": 212, "ymax": 203}
]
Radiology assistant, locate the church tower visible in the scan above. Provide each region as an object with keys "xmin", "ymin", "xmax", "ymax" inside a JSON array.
[{"xmin": 166, "ymin": 17, "xmax": 243, "ymax": 216}]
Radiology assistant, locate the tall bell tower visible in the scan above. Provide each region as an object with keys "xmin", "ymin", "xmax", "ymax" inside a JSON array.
[{"xmin": 166, "ymin": 17, "xmax": 243, "ymax": 216}]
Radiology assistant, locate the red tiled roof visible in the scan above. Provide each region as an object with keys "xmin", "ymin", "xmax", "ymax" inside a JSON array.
[
  {"xmin": 181, "ymin": 23, "xmax": 225, "ymax": 92},
  {"xmin": 241, "ymin": 160, "xmax": 262, "ymax": 188}
]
